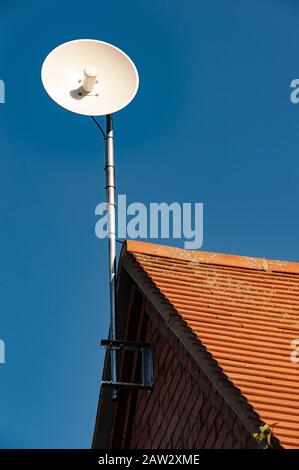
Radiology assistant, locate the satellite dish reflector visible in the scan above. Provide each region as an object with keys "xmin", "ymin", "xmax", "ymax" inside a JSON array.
[{"xmin": 41, "ymin": 39, "xmax": 139, "ymax": 116}]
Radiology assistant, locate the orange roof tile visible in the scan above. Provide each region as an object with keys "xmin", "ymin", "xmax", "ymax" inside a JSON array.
[{"xmin": 125, "ymin": 240, "xmax": 299, "ymax": 449}]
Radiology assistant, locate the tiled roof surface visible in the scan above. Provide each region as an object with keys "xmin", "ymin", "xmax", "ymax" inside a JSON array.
[{"xmin": 126, "ymin": 241, "xmax": 299, "ymax": 449}]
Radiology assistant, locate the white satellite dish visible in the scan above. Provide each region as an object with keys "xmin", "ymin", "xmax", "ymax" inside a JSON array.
[
  {"xmin": 41, "ymin": 39, "xmax": 139, "ymax": 116},
  {"xmin": 42, "ymin": 39, "xmax": 141, "ymax": 401}
]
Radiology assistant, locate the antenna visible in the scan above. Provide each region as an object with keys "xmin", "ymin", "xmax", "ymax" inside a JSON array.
[{"xmin": 41, "ymin": 39, "xmax": 153, "ymax": 400}]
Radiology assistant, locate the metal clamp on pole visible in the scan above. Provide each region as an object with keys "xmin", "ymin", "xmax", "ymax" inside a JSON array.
[{"xmin": 101, "ymin": 339, "xmax": 154, "ymax": 390}]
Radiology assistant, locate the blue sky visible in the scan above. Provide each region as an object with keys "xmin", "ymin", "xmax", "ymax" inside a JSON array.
[{"xmin": 0, "ymin": 0, "xmax": 298, "ymax": 448}]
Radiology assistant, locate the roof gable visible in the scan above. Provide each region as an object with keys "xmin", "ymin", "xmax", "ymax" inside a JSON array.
[{"xmin": 124, "ymin": 241, "xmax": 299, "ymax": 449}]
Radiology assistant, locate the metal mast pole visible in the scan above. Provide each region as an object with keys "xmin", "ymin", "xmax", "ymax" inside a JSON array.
[{"xmin": 105, "ymin": 114, "xmax": 117, "ymax": 399}]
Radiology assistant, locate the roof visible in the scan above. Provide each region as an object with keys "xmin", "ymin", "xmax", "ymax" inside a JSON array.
[{"xmin": 122, "ymin": 240, "xmax": 299, "ymax": 449}]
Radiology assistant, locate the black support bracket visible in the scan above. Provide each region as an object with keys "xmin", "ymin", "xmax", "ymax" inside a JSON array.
[{"xmin": 100, "ymin": 339, "xmax": 154, "ymax": 391}]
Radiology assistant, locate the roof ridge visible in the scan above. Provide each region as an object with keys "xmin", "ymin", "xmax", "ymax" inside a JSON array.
[{"xmin": 126, "ymin": 240, "xmax": 299, "ymax": 275}]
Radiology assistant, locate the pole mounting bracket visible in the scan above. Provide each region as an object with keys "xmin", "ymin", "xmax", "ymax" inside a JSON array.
[{"xmin": 100, "ymin": 339, "xmax": 154, "ymax": 391}]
